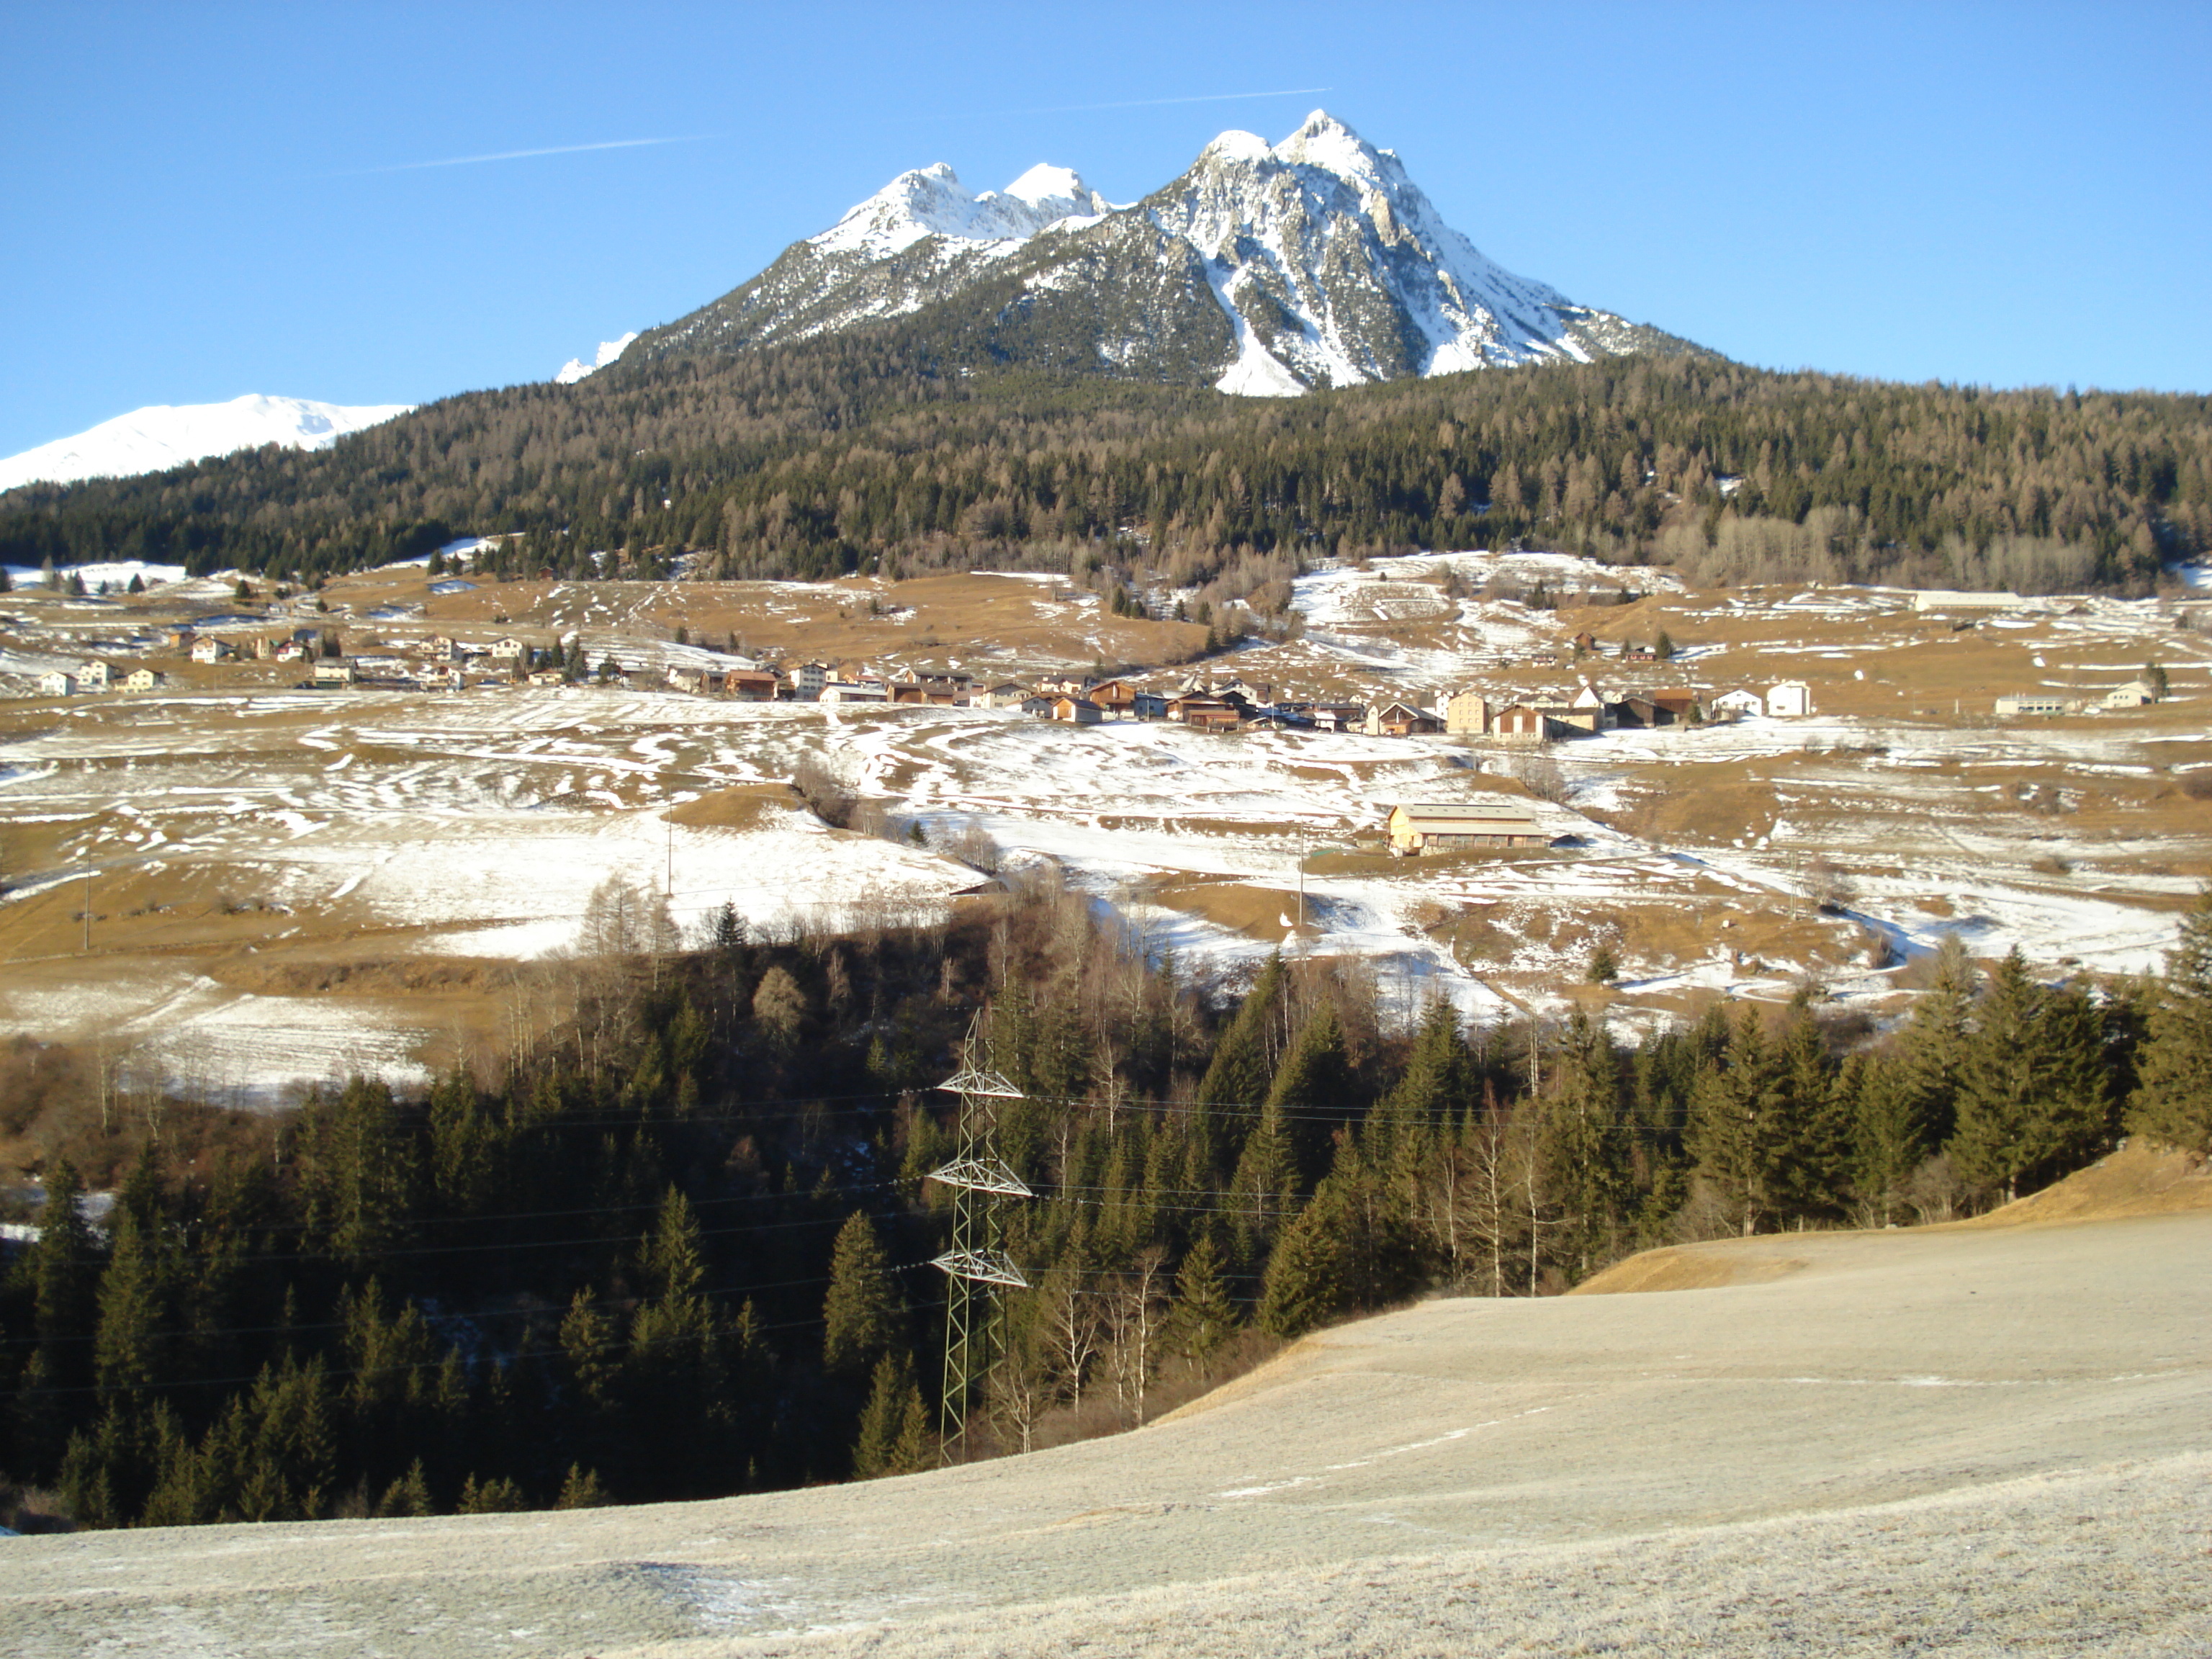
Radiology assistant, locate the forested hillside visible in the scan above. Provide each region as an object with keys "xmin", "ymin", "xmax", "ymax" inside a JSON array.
[
  {"xmin": 4, "ymin": 336, "xmax": 2207, "ymax": 601},
  {"xmin": 6, "ymin": 879, "xmax": 2206, "ymax": 1532}
]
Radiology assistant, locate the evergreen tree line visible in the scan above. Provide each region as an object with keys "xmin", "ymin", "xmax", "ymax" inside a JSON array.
[
  {"xmin": 4, "ymin": 883, "xmax": 2206, "ymax": 1529},
  {"xmin": 2, "ymin": 339, "xmax": 2206, "ymax": 600}
]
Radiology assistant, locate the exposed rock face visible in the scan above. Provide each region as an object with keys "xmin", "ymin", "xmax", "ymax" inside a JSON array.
[{"xmin": 629, "ymin": 112, "xmax": 1691, "ymax": 392}]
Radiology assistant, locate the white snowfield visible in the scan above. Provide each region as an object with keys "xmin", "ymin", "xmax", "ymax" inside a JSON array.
[
  {"xmin": 1156, "ymin": 112, "xmax": 1616, "ymax": 393},
  {"xmin": 5, "ymin": 1212, "xmax": 2206, "ymax": 1655},
  {"xmin": 0, "ymin": 647, "xmax": 2200, "ymax": 1100},
  {"xmin": 0, "ymin": 395, "xmax": 413, "ymax": 493},
  {"xmin": 554, "ymin": 331, "xmax": 642, "ymax": 385},
  {"xmin": 811, "ymin": 161, "xmax": 1111, "ymax": 263}
]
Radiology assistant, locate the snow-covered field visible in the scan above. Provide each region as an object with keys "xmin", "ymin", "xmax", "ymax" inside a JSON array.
[
  {"xmin": 0, "ymin": 658, "xmax": 2204, "ymax": 1100},
  {"xmin": 0, "ymin": 548, "xmax": 2206, "ymax": 1098},
  {"xmin": 6, "ymin": 1208, "xmax": 2206, "ymax": 1655}
]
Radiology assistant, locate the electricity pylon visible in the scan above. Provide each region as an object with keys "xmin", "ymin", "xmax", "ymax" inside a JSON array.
[{"xmin": 929, "ymin": 1061, "xmax": 1030, "ymax": 1464}]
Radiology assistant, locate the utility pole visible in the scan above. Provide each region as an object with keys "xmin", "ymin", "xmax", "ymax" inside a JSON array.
[
  {"xmin": 929, "ymin": 1053, "xmax": 1030, "ymax": 1464},
  {"xmin": 81, "ymin": 853, "xmax": 91, "ymax": 952}
]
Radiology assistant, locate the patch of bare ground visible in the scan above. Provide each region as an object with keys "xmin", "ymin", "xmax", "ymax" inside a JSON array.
[
  {"xmin": 1575, "ymin": 1137, "xmax": 2212, "ymax": 1299},
  {"xmin": 1143, "ymin": 878, "xmax": 1312, "ymax": 940},
  {"xmin": 1570, "ymin": 1244, "xmax": 1817, "ymax": 1295},
  {"xmin": 662, "ymin": 783, "xmax": 801, "ymax": 831},
  {"xmin": 1950, "ymin": 1137, "xmax": 2212, "ymax": 1228}
]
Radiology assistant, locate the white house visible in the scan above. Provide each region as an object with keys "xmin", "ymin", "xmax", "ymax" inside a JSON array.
[
  {"xmin": 1765, "ymin": 680, "xmax": 1812, "ymax": 718},
  {"xmin": 313, "ymin": 658, "xmax": 358, "ymax": 687},
  {"xmin": 488, "ymin": 637, "xmax": 527, "ymax": 662},
  {"xmin": 76, "ymin": 660, "xmax": 113, "ymax": 690},
  {"xmin": 1996, "ymin": 692, "xmax": 2070, "ymax": 717},
  {"xmin": 190, "ymin": 637, "xmax": 231, "ymax": 664},
  {"xmin": 37, "ymin": 671, "xmax": 77, "ymax": 697},
  {"xmin": 122, "ymin": 668, "xmax": 163, "ymax": 692},
  {"xmin": 819, "ymin": 680, "xmax": 889, "ymax": 704},
  {"xmin": 1711, "ymin": 688, "xmax": 1764, "ymax": 719}
]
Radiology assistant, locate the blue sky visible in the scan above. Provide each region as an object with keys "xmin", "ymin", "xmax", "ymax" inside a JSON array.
[{"xmin": 4, "ymin": 0, "xmax": 2208, "ymax": 456}]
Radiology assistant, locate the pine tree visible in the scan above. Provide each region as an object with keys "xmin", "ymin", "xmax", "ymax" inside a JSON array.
[
  {"xmin": 1195, "ymin": 954, "xmax": 1286, "ymax": 1112},
  {"xmin": 1258, "ymin": 1181, "xmax": 1357, "ymax": 1339},
  {"xmin": 1536, "ymin": 1012, "xmax": 1629, "ymax": 1279},
  {"xmin": 821, "ymin": 1210, "xmax": 901, "ymax": 1376},
  {"xmin": 93, "ymin": 1209, "xmax": 175, "ymax": 1404},
  {"xmin": 1898, "ymin": 935, "xmax": 1977, "ymax": 1147},
  {"xmin": 15, "ymin": 1156, "xmax": 102, "ymax": 1476},
  {"xmin": 375, "ymin": 1458, "xmax": 435, "ymax": 1517},
  {"xmin": 1687, "ymin": 1008, "xmax": 1793, "ymax": 1235},
  {"xmin": 1167, "ymin": 1232, "xmax": 1238, "ymax": 1365},
  {"xmin": 641, "ymin": 1187, "xmax": 706, "ymax": 1305},
  {"xmin": 1776, "ymin": 1007, "xmax": 1851, "ymax": 1218},
  {"xmin": 299, "ymin": 1076, "xmax": 417, "ymax": 1269},
  {"xmin": 1372, "ymin": 995, "xmax": 1471, "ymax": 1159},
  {"xmin": 1265, "ymin": 1003, "xmax": 1358, "ymax": 1187},
  {"xmin": 2128, "ymin": 889, "xmax": 2212, "ymax": 1154},
  {"xmin": 1950, "ymin": 950, "xmax": 2110, "ymax": 1201},
  {"xmin": 1846, "ymin": 1054, "xmax": 1927, "ymax": 1224},
  {"xmin": 555, "ymin": 1463, "xmax": 609, "ymax": 1509},
  {"xmin": 1226, "ymin": 1099, "xmax": 1298, "ymax": 1265},
  {"xmin": 851, "ymin": 1349, "xmax": 932, "ymax": 1478}
]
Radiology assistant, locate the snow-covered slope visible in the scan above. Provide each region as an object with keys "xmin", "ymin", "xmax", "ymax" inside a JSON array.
[
  {"xmin": 629, "ymin": 112, "xmax": 1690, "ymax": 392},
  {"xmin": 635, "ymin": 161, "xmax": 1115, "ymax": 359},
  {"xmin": 553, "ymin": 331, "xmax": 640, "ymax": 385},
  {"xmin": 1143, "ymin": 112, "xmax": 1669, "ymax": 392},
  {"xmin": 0, "ymin": 394, "xmax": 413, "ymax": 493}
]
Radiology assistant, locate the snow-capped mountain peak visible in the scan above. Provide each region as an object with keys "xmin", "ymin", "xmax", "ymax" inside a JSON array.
[
  {"xmin": 811, "ymin": 161, "xmax": 1108, "ymax": 260},
  {"xmin": 1271, "ymin": 108, "xmax": 1392, "ymax": 184},
  {"xmin": 0, "ymin": 394, "xmax": 413, "ymax": 494},
  {"xmin": 625, "ymin": 112, "xmax": 1690, "ymax": 393},
  {"xmin": 1143, "ymin": 109, "xmax": 1645, "ymax": 392}
]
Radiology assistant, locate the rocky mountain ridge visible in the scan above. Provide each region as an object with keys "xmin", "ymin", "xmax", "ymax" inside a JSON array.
[{"xmin": 626, "ymin": 112, "xmax": 1691, "ymax": 394}]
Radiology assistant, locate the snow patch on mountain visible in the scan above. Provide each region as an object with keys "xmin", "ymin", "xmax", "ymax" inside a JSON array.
[
  {"xmin": 0, "ymin": 395, "xmax": 413, "ymax": 494},
  {"xmin": 629, "ymin": 111, "xmax": 1684, "ymax": 394},
  {"xmin": 811, "ymin": 162, "xmax": 1110, "ymax": 261},
  {"xmin": 1151, "ymin": 110, "xmax": 1611, "ymax": 390},
  {"xmin": 554, "ymin": 331, "xmax": 640, "ymax": 385}
]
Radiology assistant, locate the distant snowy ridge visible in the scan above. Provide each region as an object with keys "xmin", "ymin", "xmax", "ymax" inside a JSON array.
[
  {"xmin": 628, "ymin": 111, "xmax": 1691, "ymax": 395},
  {"xmin": 0, "ymin": 394, "xmax": 413, "ymax": 493},
  {"xmin": 554, "ymin": 331, "xmax": 640, "ymax": 385}
]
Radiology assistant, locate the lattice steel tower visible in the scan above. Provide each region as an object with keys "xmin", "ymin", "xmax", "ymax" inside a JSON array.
[{"xmin": 928, "ymin": 1062, "xmax": 1030, "ymax": 1464}]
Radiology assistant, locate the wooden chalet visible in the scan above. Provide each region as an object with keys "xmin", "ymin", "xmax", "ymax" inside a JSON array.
[
  {"xmin": 721, "ymin": 669, "xmax": 780, "ymax": 701},
  {"xmin": 1365, "ymin": 701, "xmax": 1442, "ymax": 737},
  {"xmin": 1168, "ymin": 696, "xmax": 1240, "ymax": 731}
]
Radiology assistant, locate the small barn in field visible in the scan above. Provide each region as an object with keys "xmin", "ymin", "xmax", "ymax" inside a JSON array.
[{"xmin": 1386, "ymin": 799, "xmax": 1545, "ymax": 855}]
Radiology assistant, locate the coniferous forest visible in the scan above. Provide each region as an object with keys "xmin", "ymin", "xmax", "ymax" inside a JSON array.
[
  {"xmin": 2, "ymin": 340, "xmax": 2208, "ymax": 603},
  {"xmin": 5, "ymin": 876, "xmax": 2208, "ymax": 1532}
]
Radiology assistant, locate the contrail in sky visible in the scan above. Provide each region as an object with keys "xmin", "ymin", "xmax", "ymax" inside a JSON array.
[
  {"xmin": 999, "ymin": 86, "xmax": 1333, "ymax": 116},
  {"xmin": 332, "ymin": 135, "xmax": 714, "ymax": 177}
]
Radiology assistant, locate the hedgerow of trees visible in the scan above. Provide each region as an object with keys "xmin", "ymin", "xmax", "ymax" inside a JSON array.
[{"xmin": 3, "ymin": 881, "xmax": 2206, "ymax": 1531}]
